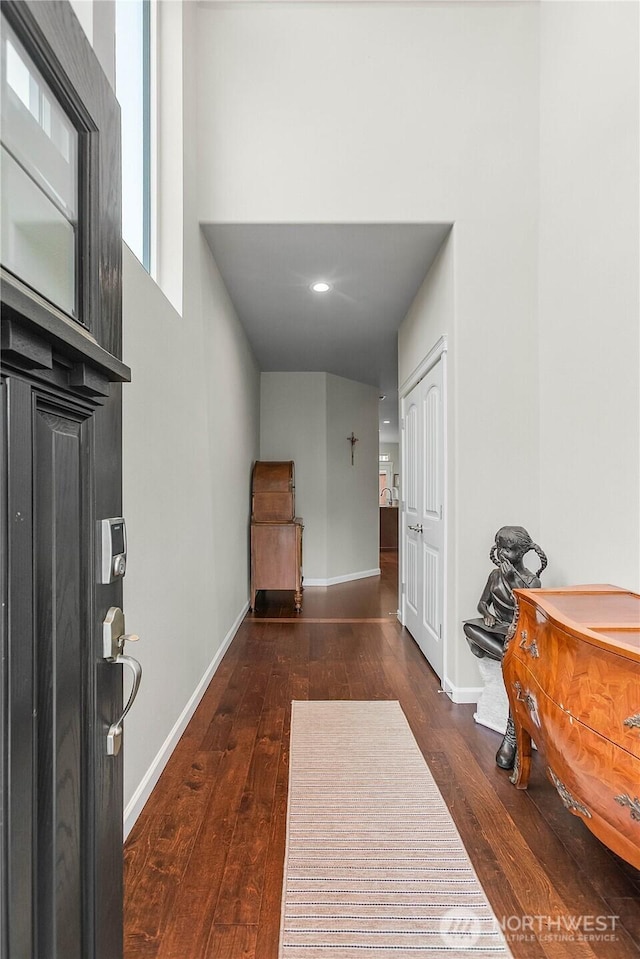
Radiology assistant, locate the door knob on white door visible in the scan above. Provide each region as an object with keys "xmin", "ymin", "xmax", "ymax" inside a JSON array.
[{"xmin": 408, "ymin": 524, "xmax": 424, "ymax": 533}]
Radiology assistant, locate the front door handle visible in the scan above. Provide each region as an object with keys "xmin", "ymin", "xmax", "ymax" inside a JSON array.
[
  {"xmin": 102, "ymin": 606, "xmax": 142, "ymax": 756},
  {"xmin": 408, "ymin": 524, "xmax": 423, "ymax": 533}
]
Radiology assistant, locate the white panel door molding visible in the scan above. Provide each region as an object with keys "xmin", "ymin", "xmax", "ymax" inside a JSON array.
[
  {"xmin": 401, "ymin": 385, "xmax": 422, "ymax": 638},
  {"xmin": 402, "ymin": 379, "xmax": 422, "ymax": 644},
  {"xmin": 400, "ymin": 344, "xmax": 447, "ymax": 681}
]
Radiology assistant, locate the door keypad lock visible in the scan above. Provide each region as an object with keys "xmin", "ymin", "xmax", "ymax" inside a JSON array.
[
  {"xmin": 98, "ymin": 517, "xmax": 127, "ymax": 584},
  {"xmin": 102, "ymin": 606, "xmax": 142, "ymax": 756}
]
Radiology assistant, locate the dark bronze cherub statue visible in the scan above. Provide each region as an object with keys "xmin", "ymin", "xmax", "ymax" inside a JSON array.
[{"xmin": 464, "ymin": 526, "xmax": 547, "ymax": 768}]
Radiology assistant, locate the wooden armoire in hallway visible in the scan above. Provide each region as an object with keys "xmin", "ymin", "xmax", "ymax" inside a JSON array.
[{"xmin": 250, "ymin": 461, "xmax": 303, "ymax": 612}]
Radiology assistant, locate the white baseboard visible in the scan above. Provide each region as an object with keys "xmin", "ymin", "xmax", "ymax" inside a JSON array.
[
  {"xmin": 304, "ymin": 568, "xmax": 381, "ymax": 587},
  {"xmin": 123, "ymin": 601, "xmax": 249, "ymax": 839},
  {"xmin": 441, "ymin": 679, "xmax": 484, "ymax": 705},
  {"xmin": 473, "ymin": 713, "xmax": 505, "ymax": 735}
]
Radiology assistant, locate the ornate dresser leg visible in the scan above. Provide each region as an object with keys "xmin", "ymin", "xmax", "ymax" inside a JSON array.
[{"xmin": 510, "ymin": 717, "xmax": 532, "ymax": 788}]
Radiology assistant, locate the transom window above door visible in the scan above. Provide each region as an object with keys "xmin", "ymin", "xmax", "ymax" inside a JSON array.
[{"xmin": 1, "ymin": 15, "xmax": 78, "ymax": 317}]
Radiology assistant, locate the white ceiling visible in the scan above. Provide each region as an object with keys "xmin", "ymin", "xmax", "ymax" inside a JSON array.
[{"xmin": 202, "ymin": 223, "xmax": 450, "ymax": 442}]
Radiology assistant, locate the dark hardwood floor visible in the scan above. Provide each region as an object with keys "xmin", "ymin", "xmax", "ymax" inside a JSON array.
[
  {"xmin": 246, "ymin": 549, "xmax": 400, "ymax": 622},
  {"xmin": 124, "ymin": 552, "xmax": 640, "ymax": 958}
]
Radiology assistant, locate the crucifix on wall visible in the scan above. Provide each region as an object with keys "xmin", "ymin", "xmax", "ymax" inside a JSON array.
[{"xmin": 348, "ymin": 432, "xmax": 359, "ymax": 465}]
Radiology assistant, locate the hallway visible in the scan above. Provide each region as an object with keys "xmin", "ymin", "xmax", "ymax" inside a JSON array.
[
  {"xmin": 247, "ymin": 549, "xmax": 400, "ymax": 622},
  {"xmin": 124, "ymin": 555, "xmax": 640, "ymax": 959}
]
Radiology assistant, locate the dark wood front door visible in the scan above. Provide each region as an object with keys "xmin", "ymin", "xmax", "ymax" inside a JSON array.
[{"xmin": 1, "ymin": 3, "xmax": 130, "ymax": 957}]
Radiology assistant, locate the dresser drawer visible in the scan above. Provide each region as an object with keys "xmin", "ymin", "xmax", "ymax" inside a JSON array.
[
  {"xmin": 514, "ymin": 600, "xmax": 640, "ymax": 760},
  {"xmin": 565, "ymin": 639, "xmax": 640, "ymax": 760},
  {"xmin": 511, "ymin": 602, "xmax": 574, "ymax": 707},
  {"xmin": 505, "ymin": 661, "xmax": 640, "ymax": 869}
]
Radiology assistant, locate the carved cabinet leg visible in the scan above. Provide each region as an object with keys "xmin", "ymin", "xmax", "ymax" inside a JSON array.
[
  {"xmin": 510, "ymin": 716, "xmax": 532, "ymax": 788},
  {"xmin": 294, "ymin": 589, "xmax": 302, "ymax": 613}
]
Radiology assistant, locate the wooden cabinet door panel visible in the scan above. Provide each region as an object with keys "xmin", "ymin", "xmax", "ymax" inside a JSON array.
[
  {"xmin": 252, "ymin": 525, "xmax": 298, "ymax": 588},
  {"xmin": 33, "ymin": 402, "xmax": 89, "ymax": 959}
]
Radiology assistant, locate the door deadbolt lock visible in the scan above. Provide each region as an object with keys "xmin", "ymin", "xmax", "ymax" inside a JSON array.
[
  {"xmin": 98, "ymin": 518, "xmax": 127, "ymax": 584},
  {"xmin": 102, "ymin": 607, "xmax": 142, "ymax": 756}
]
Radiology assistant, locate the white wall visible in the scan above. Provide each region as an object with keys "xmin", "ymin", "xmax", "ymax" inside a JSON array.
[
  {"xmin": 69, "ymin": 0, "xmax": 115, "ymax": 85},
  {"xmin": 196, "ymin": 1, "xmax": 540, "ymax": 692},
  {"xmin": 398, "ymin": 233, "xmax": 461, "ymax": 691},
  {"xmin": 395, "ymin": 0, "xmax": 640, "ymax": 696},
  {"xmin": 196, "ymin": 3, "xmax": 539, "ymax": 227},
  {"xmin": 122, "ymin": 238, "xmax": 259, "ymax": 822},
  {"xmin": 69, "ymin": 0, "xmax": 93, "ymax": 50},
  {"xmin": 260, "ymin": 372, "xmax": 328, "ymax": 580},
  {"xmin": 326, "ymin": 374, "xmax": 380, "ymax": 581},
  {"xmin": 538, "ymin": 1, "xmax": 640, "ymax": 591},
  {"xmin": 260, "ymin": 372, "xmax": 379, "ymax": 583},
  {"xmin": 80, "ymin": 0, "xmax": 262, "ymax": 827},
  {"xmin": 399, "ymin": 235, "xmax": 455, "ymax": 391}
]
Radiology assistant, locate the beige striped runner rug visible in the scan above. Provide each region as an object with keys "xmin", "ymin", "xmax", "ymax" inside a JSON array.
[{"xmin": 279, "ymin": 700, "xmax": 512, "ymax": 958}]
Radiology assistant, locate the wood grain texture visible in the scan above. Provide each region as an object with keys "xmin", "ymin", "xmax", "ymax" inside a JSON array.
[
  {"xmin": 379, "ymin": 506, "xmax": 399, "ymax": 549},
  {"xmin": 514, "ymin": 599, "xmax": 640, "ymax": 758},
  {"xmin": 3, "ymin": 1, "xmax": 127, "ymax": 369},
  {"xmin": 3, "ymin": 377, "xmax": 35, "ymax": 959},
  {"xmin": 124, "ymin": 556, "xmax": 640, "ymax": 959},
  {"xmin": 34, "ymin": 409, "xmax": 84, "ymax": 959},
  {"xmin": 252, "ymin": 462, "xmax": 295, "ymax": 522},
  {"xmin": 0, "ymin": 381, "xmax": 7, "ymax": 957},
  {"xmin": 252, "ymin": 462, "xmax": 295, "ymax": 494},
  {"xmin": 248, "ymin": 548, "xmax": 398, "ymax": 621},
  {"xmin": 505, "ymin": 588, "xmax": 640, "ymax": 871},
  {"xmin": 20, "ymin": 0, "xmax": 123, "ymax": 358},
  {"xmin": 250, "ymin": 521, "xmax": 303, "ymax": 612},
  {"xmin": 252, "ymin": 493, "xmax": 296, "ymax": 523},
  {"xmin": 1, "ymin": 4, "xmax": 125, "ymax": 956}
]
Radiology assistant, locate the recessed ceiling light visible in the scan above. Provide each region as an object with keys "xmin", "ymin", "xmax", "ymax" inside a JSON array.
[
  {"xmin": 383, "ymin": 420, "xmax": 390, "ymax": 424},
  {"xmin": 311, "ymin": 281, "xmax": 331, "ymax": 293}
]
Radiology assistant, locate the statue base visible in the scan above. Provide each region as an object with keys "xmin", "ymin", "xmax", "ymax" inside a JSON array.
[{"xmin": 473, "ymin": 656, "xmax": 509, "ymax": 734}]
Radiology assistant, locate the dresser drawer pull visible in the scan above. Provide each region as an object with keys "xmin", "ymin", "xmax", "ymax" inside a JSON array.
[
  {"xmin": 513, "ymin": 681, "xmax": 540, "ymax": 726},
  {"xmin": 615, "ymin": 794, "xmax": 640, "ymax": 822},
  {"xmin": 549, "ymin": 768, "xmax": 592, "ymax": 819},
  {"xmin": 519, "ymin": 630, "xmax": 539, "ymax": 658},
  {"xmin": 624, "ymin": 713, "xmax": 640, "ymax": 731}
]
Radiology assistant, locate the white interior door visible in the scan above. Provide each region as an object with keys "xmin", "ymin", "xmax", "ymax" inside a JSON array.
[
  {"xmin": 401, "ymin": 357, "xmax": 445, "ymax": 678},
  {"xmin": 403, "ymin": 381, "xmax": 422, "ymax": 646}
]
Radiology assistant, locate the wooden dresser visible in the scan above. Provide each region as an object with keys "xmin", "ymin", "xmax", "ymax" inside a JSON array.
[
  {"xmin": 504, "ymin": 585, "xmax": 640, "ymax": 869},
  {"xmin": 250, "ymin": 461, "xmax": 303, "ymax": 612}
]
